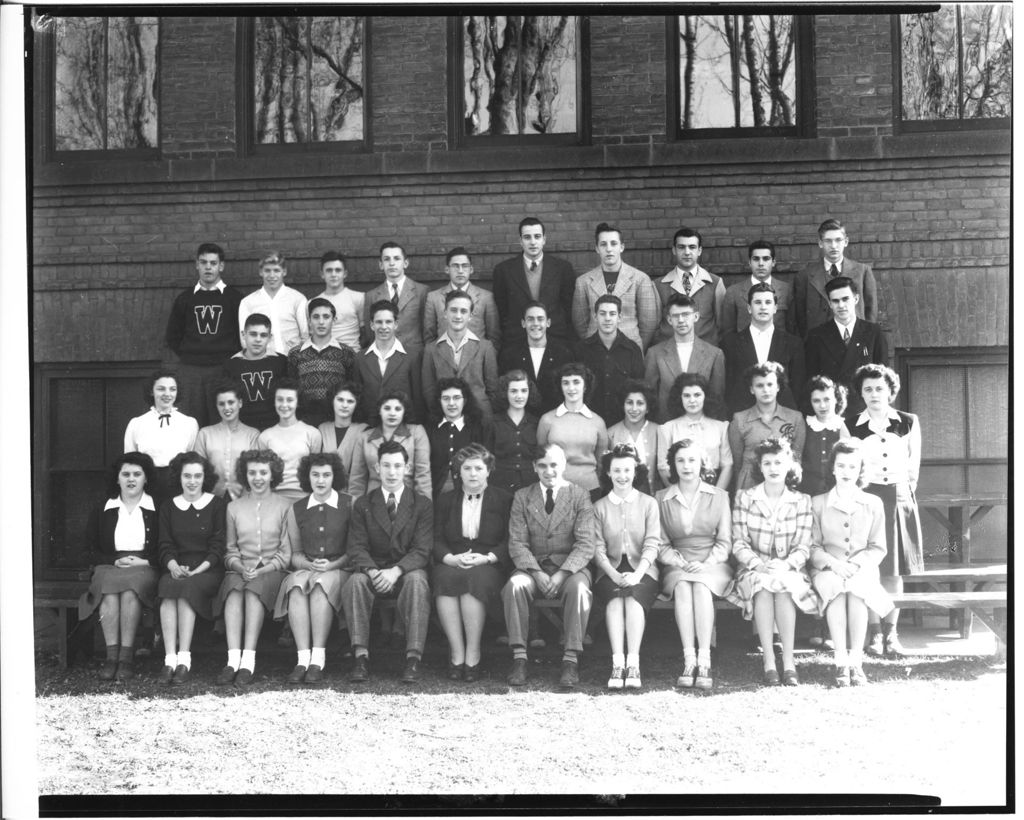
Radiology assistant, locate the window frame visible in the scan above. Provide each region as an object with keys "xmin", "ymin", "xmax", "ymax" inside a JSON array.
[
  {"xmin": 447, "ymin": 15, "xmax": 591, "ymax": 149},
  {"xmin": 891, "ymin": 12, "xmax": 1011, "ymax": 134},
  {"xmin": 38, "ymin": 14, "xmax": 162, "ymax": 162},
  {"xmin": 236, "ymin": 15, "xmax": 372, "ymax": 156},
  {"xmin": 666, "ymin": 13, "xmax": 815, "ymax": 141}
]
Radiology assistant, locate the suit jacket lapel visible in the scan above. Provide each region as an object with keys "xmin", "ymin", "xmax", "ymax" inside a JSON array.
[
  {"xmin": 391, "ymin": 491, "xmax": 414, "ymax": 534},
  {"xmin": 612, "ymin": 266, "xmax": 634, "ymax": 298},
  {"xmin": 370, "ymin": 491, "xmax": 393, "ymax": 534},
  {"xmin": 690, "ymin": 338, "xmax": 710, "ymax": 373},
  {"xmin": 740, "ymin": 330, "xmax": 757, "ymax": 364},
  {"xmin": 382, "ymin": 351, "xmax": 403, "ymax": 383},
  {"xmin": 512, "ymin": 264, "xmax": 533, "ymax": 300}
]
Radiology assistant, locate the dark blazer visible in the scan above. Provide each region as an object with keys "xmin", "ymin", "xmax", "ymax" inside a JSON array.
[
  {"xmin": 429, "ymin": 418, "xmax": 495, "ymax": 496},
  {"xmin": 492, "ymin": 254, "xmax": 577, "ymax": 347},
  {"xmin": 362, "ymin": 278, "xmax": 430, "ymax": 354},
  {"xmin": 792, "ymin": 258, "xmax": 878, "ymax": 338},
  {"xmin": 644, "ymin": 337, "xmax": 726, "ymax": 423},
  {"xmin": 575, "ymin": 331, "xmax": 645, "ymax": 426},
  {"xmin": 720, "ymin": 327, "xmax": 806, "ymax": 415},
  {"xmin": 347, "ymin": 487, "xmax": 433, "ymax": 574},
  {"xmin": 497, "ymin": 338, "xmax": 576, "ymax": 413},
  {"xmin": 86, "ymin": 500, "xmax": 159, "ymax": 567},
  {"xmin": 804, "ymin": 319, "xmax": 888, "ymax": 414},
  {"xmin": 433, "ymin": 486, "xmax": 513, "ymax": 566},
  {"xmin": 354, "ymin": 345, "xmax": 424, "ymax": 423}
]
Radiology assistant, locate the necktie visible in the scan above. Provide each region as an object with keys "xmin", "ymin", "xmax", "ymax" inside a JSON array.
[
  {"xmin": 545, "ymin": 488, "xmax": 554, "ymax": 514},
  {"xmin": 842, "ymin": 326, "xmax": 851, "ymax": 345},
  {"xmin": 530, "ymin": 260, "xmax": 538, "ymax": 271},
  {"xmin": 682, "ymin": 271, "xmax": 692, "ymax": 294},
  {"xmin": 158, "ymin": 413, "xmax": 171, "ymax": 427},
  {"xmin": 386, "ymin": 492, "xmax": 397, "ymax": 520},
  {"xmin": 391, "ymin": 283, "xmax": 400, "ymax": 305},
  {"xmin": 829, "ymin": 263, "xmax": 839, "ymax": 278}
]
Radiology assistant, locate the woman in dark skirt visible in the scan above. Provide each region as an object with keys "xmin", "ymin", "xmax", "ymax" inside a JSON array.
[
  {"xmin": 799, "ymin": 375, "xmax": 852, "ymax": 496},
  {"xmin": 490, "ymin": 369, "xmax": 541, "ymax": 495},
  {"xmin": 849, "ymin": 363, "xmax": 924, "ymax": 659},
  {"xmin": 592, "ymin": 444, "xmax": 662, "ymax": 691},
  {"xmin": 433, "ymin": 444, "xmax": 512, "ymax": 681},
  {"xmin": 77, "ymin": 452, "xmax": 159, "ymax": 683},
  {"xmin": 428, "ymin": 376, "xmax": 494, "ymax": 499},
  {"xmin": 215, "ymin": 449, "xmax": 296, "ymax": 688},
  {"xmin": 273, "ymin": 452, "xmax": 355, "ymax": 685},
  {"xmin": 156, "ymin": 451, "xmax": 226, "ymax": 685}
]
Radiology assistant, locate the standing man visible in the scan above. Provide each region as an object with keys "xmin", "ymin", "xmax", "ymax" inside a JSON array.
[
  {"xmin": 362, "ymin": 242, "xmax": 429, "ymax": 357},
  {"xmin": 222, "ymin": 313, "xmax": 289, "ymax": 431},
  {"xmin": 644, "ymin": 294, "xmax": 726, "ymax": 422},
  {"xmin": 341, "ymin": 440, "xmax": 433, "ymax": 684},
  {"xmin": 719, "ymin": 283, "xmax": 806, "ymax": 415},
  {"xmin": 424, "ymin": 247, "xmax": 500, "ymax": 348},
  {"xmin": 793, "ymin": 218, "xmax": 878, "ymax": 338},
  {"xmin": 497, "ymin": 302, "xmax": 575, "ymax": 413},
  {"xmin": 288, "ymin": 297, "xmax": 358, "ymax": 427},
  {"xmin": 720, "ymin": 240, "xmax": 793, "ymax": 335},
  {"xmin": 313, "ymin": 250, "xmax": 364, "ymax": 353},
  {"xmin": 165, "ymin": 242, "xmax": 243, "ymax": 426},
  {"xmin": 654, "ymin": 227, "xmax": 726, "ymax": 346},
  {"xmin": 574, "ymin": 222, "xmax": 661, "ymax": 350},
  {"xmin": 575, "ymin": 294, "xmax": 645, "ymax": 426},
  {"xmin": 355, "ymin": 300, "xmax": 423, "ymax": 422},
  {"xmin": 238, "ymin": 251, "xmax": 308, "ymax": 356},
  {"xmin": 503, "ymin": 443, "xmax": 595, "ymax": 688},
  {"xmin": 492, "ymin": 217, "xmax": 577, "ymax": 349}
]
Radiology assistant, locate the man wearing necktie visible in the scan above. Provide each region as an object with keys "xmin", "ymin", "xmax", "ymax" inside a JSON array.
[
  {"xmin": 502, "ymin": 443, "xmax": 595, "ymax": 688},
  {"xmin": 423, "ymin": 247, "xmax": 501, "ymax": 347},
  {"xmin": 361, "ymin": 242, "xmax": 429, "ymax": 357},
  {"xmin": 341, "ymin": 440, "xmax": 433, "ymax": 684},
  {"xmin": 654, "ymin": 227, "xmax": 726, "ymax": 346}
]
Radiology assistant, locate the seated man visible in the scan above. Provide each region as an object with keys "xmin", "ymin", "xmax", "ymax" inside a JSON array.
[
  {"xmin": 341, "ymin": 440, "xmax": 433, "ymax": 684},
  {"xmin": 503, "ymin": 443, "xmax": 595, "ymax": 688}
]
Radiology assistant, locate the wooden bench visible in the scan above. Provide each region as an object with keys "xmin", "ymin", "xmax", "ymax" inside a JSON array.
[
  {"xmin": 902, "ymin": 565, "xmax": 1007, "ymax": 638},
  {"xmin": 34, "ymin": 585, "xmax": 83, "ymax": 670}
]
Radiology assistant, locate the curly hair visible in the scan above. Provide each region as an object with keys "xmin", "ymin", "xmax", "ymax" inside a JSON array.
[
  {"xmin": 493, "ymin": 369, "xmax": 543, "ymax": 414},
  {"xmin": 372, "ymin": 390, "xmax": 410, "ymax": 428},
  {"xmin": 852, "ymin": 363, "xmax": 900, "ymax": 400},
  {"xmin": 235, "ymin": 449, "xmax": 285, "ymax": 490},
  {"xmin": 665, "ymin": 372, "xmax": 727, "ymax": 421},
  {"xmin": 297, "ymin": 451, "xmax": 346, "ymax": 493},
  {"xmin": 618, "ymin": 379, "xmax": 656, "ymax": 417},
  {"xmin": 828, "ymin": 438, "xmax": 868, "ymax": 488},
  {"xmin": 169, "ymin": 451, "xmax": 219, "ymax": 495},
  {"xmin": 106, "ymin": 452, "xmax": 156, "ymax": 498},
  {"xmin": 664, "ymin": 438, "xmax": 717, "ymax": 485},
  {"xmin": 597, "ymin": 443, "xmax": 650, "ymax": 495},
  {"xmin": 211, "ymin": 380, "xmax": 244, "ymax": 404},
  {"xmin": 436, "ymin": 376, "xmax": 483, "ymax": 424},
  {"xmin": 751, "ymin": 437, "xmax": 802, "ymax": 491},
  {"xmin": 743, "ymin": 361, "xmax": 787, "ymax": 392},
  {"xmin": 330, "ymin": 379, "xmax": 366, "ymax": 424},
  {"xmin": 143, "ymin": 368, "xmax": 179, "ymax": 407},
  {"xmin": 452, "ymin": 443, "xmax": 496, "ymax": 475},
  {"xmin": 555, "ymin": 361, "xmax": 595, "ymax": 397},
  {"xmin": 802, "ymin": 374, "xmax": 848, "ymax": 417}
]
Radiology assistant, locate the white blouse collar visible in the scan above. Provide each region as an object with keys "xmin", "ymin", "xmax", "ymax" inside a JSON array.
[
  {"xmin": 607, "ymin": 488, "xmax": 639, "ymax": 505},
  {"xmin": 307, "ymin": 489, "xmax": 339, "ymax": 509},
  {"xmin": 105, "ymin": 493, "xmax": 155, "ymax": 512},
  {"xmin": 173, "ymin": 492, "xmax": 215, "ymax": 511},
  {"xmin": 806, "ymin": 415, "xmax": 845, "ymax": 432}
]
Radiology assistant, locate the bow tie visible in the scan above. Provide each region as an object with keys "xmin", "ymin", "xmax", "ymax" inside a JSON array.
[{"xmin": 158, "ymin": 413, "xmax": 171, "ymax": 427}]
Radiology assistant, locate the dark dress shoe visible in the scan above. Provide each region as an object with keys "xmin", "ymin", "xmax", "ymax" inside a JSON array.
[
  {"xmin": 159, "ymin": 664, "xmax": 175, "ymax": 685},
  {"xmin": 171, "ymin": 665, "xmax": 191, "ymax": 685},
  {"xmin": 447, "ymin": 662, "xmax": 464, "ymax": 681},
  {"xmin": 349, "ymin": 656, "xmax": 369, "ymax": 682},
  {"xmin": 304, "ymin": 665, "xmax": 324, "ymax": 684},
  {"xmin": 216, "ymin": 665, "xmax": 237, "ymax": 686},
  {"xmin": 233, "ymin": 668, "xmax": 255, "ymax": 688},
  {"xmin": 114, "ymin": 661, "xmax": 135, "ymax": 682},
  {"xmin": 558, "ymin": 660, "xmax": 579, "ymax": 688},
  {"xmin": 762, "ymin": 668, "xmax": 780, "ymax": 686},
  {"xmin": 507, "ymin": 658, "xmax": 528, "ymax": 686},
  {"xmin": 782, "ymin": 668, "xmax": 800, "ymax": 686},
  {"xmin": 287, "ymin": 664, "xmax": 308, "ymax": 685},
  {"xmin": 99, "ymin": 659, "xmax": 118, "ymax": 681},
  {"xmin": 401, "ymin": 657, "xmax": 421, "ymax": 684},
  {"xmin": 463, "ymin": 664, "xmax": 480, "ymax": 682}
]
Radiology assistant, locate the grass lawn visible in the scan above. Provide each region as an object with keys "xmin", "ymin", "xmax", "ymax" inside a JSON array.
[{"xmin": 34, "ymin": 612, "xmax": 1006, "ymax": 805}]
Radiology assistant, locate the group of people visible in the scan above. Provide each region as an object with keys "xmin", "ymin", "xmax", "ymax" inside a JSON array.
[{"xmin": 78, "ymin": 216, "xmax": 924, "ymax": 692}]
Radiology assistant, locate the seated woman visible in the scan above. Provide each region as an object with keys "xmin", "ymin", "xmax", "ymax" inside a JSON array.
[
  {"xmin": 800, "ymin": 375, "xmax": 851, "ymax": 496},
  {"xmin": 537, "ymin": 362, "xmax": 609, "ymax": 498},
  {"xmin": 273, "ymin": 452, "xmax": 355, "ymax": 685},
  {"xmin": 656, "ymin": 373, "xmax": 732, "ymax": 491},
  {"xmin": 592, "ymin": 445, "xmax": 661, "ymax": 690},
  {"xmin": 728, "ymin": 362, "xmax": 806, "ymax": 493},
  {"xmin": 810, "ymin": 439, "xmax": 893, "ymax": 687},
  {"xmin": 157, "ymin": 451, "xmax": 227, "ymax": 685},
  {"xmin": 255, "ymin": 378, "xmax": 324, "ymax": 503},
  {"xmin": 215, "ymin": 449, "xmax": 295, "ymax": 687},
  {"xmin": 433, "ymin": 444, "xmax": 512, "ymax": 681},
  {"xmin": 347, "ymin": 390, "xmax": 431, "ymax": 499},
  {"xmin": 606, "ymin": 379, "xmax": 659, "ymax": 494},
  {"xmin": 490, "ymin": 369, "xmax": 541, "ymax": 496},
  {"xmin": 429, "ymin": 376, "xmax": 494, "ymax": 499},
  {"xmin": 78, "ymin": 452, "xmax": 160, "ymax": 682},
  {"xmin": 317, "ymin": 380, "xmax": 368, "ymax": 494},
  {"xmin": 656, "ymin": 438, "xmax": 733, "ymax": 691},
  {"xmin": 727, "ymin": 437, "xmax": 818, "ymax": 686}
]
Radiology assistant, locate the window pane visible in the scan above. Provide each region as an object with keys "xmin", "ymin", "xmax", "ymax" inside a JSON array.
[
  {"xmin": 51, "ymin": 378, "xmax": 105, "ymax": 469},
  {"xmin": 901, "ymin": 9, "xmax": 960, "ymax": 120},
  {"xmin": 54, "ymin": 17, "xmax": 105, "ymax": 150},
  {"xmin": 961, "ymin": 4, "xmax": 1012, "ymax": 118},
  {"xmin": 309, "ymin": 17, "xmax": 364, "ymax": 141},
  {"xmin": 254, "ymin": 17, "xmax": 310, "ymax": 144},
  {"xmin": 679, "ymin": 15, "xmax": 796, "ymax": 130},
  {"xmin": 520, "ymin": 16, "xmax": 577, "ymax": 135},
  {"xmin": 908, "ymin": 365, "xmax": 965, "ymax": 460},
  {"xmin": 106, "ymin": 17, "xmax": 158, "ymax": 149},
  {"xmin": 966, "ymin": 364, "xmax": 1008, "ymax": 458}
]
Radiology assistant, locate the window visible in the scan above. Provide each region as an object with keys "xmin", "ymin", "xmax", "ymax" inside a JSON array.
[
  {"xmin": 451, "ymin": 15, "xmax": 588, "ymax": 145},
  {"xmin": 896, "ymin": 5, "xmax": 1011, "ymax": 131},
  {"xmin": 247, "ymin": 16, "xmax": 366, "ymax": 150},
  {"xmin": 669, "ymin": 14, "xmax": 813, "ymax": 138},
  {"xmin": 50, "ymin": 16, "xmax": 159, "ymax": 153}
]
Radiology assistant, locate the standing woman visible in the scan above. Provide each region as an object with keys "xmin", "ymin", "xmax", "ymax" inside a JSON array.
[
  {"xmin": 728, "ymin": 362, "xmax": 805, "ymax": 493},
  {"xmin": 433, "ymin": 444, "xmax": 512, "ymax": 681},
  {"xmin": 274, "ymin": 452, "xmax": 354, "ymax": 684},
  {"xmin": 606, "ymin": 379, "xmax": 659, "ymax": 494},
  {"xmin": 656, "ymin": 373, "xmax": 732, "ymax": 491},
  {"xmin": 318, "ymin": 380, "xmax": 367, "ymax": 493},
  {"xmin": 429, "ymin": 377, "xmax": 494, "ymax": 499},
  {"xmin": 849, "ymin": 363, "xmax": 923, "ymax": 658},
  {"xmin": 537, "ymin": 362, "xmax": 609, "ymax": 497},
  {"xmin": 256, "ymin": 378, "xmax": 323, "ymax": 502},
  {"xmin": 124, "ymin": 369, "xmax": 199, "ymax": 506},
  {"xmin": 591, "ymin": 445, "xmax": 662, "ymax": 690},
  {"xmin": 347, "ymin": 390, "xmax": 432, "ymax": 499},
  {"xmin": 657, "ymin": 439, "xmax": 733, "ymax": 691},
  {"xmin": 194, "ymin": 382, "xmax": 259, "ymax": 500},
  {"xmin": 490, "ymin": 369, "xmax": 541, "ymax": 495},
  {"xmin": 800, "ymin": 375, "xmax": 851, "ymax": 496},
  {"xmin": 156, "ymin": 451, "xmax": 226, "ymax": 685},
  {"xmin": 728, "ymin": 437, "xmax": 818, "ymax": 686},
  {"xmin": 215, "ymin": 449, "xmax": 295, "ymax": 687},
  {"xmin": 810, "ymin": 439, "xmax": 893, "ymax": 686},
  {"xmin": 77, "ymin": 452, "xmax": 159, "ymax": 682}
]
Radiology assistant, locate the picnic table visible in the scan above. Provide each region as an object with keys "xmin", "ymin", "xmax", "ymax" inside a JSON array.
[
  {"xmin": 902, "ymin": 564, "xmax": 1007, "ymax": 639},
  {"xmin": 917, "ymin": 491, "xmax": 1007, "ymax": 566}
]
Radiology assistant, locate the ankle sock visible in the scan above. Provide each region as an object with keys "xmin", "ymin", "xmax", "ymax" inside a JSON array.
[
  {"xmin": 562, "ymin": 649, "xmax": 578, "ymax": 664},
  {"xmin": 683, "ymin": 648, "xmax": 697, "ymax": 667},
  {"xmin": 239, "ymin": 649, "xmax": 256, "ymax": 673},
  {"xmin": 227, "ymin": 649, "xmax": 241, "ymax": 670},
  {"xmin": 512, "ymin": 645, "xmax": 528, "ymax": 661},
  {"xmin": 310, "ymin": 647, "xmax": 325, "ymax": 668},
  {"xmin": 105, "ymin": 645, "xmax": 119, "ymax": 662},
  {"xmin": 297, "ymin": 649, "xmax": 311, "ymax": 668},
  {"xmin": 164, "ymin": 653, "xmax": 177, "ymax": 669},
  {"xmin": 833, "ymin": 649, "xmax": 849, "ymax": 666},
  {"xmin": 697, "ymin": 649, "xmax": 711, "ymax": 668},
  {"xmin": 625, "ymin": 653, "xmax": 639, "ymax": 669},
  {"xmin": 611, "ymin": 652, "xmax": 625, "ymax": 668},
  {"xmin": 178, "ymin": 651, "xmax": 191, "ymax": 670}
]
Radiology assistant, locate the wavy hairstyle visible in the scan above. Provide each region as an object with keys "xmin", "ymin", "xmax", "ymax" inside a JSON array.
[
  {"xmin": 828, "ymin": 438, "xmax": 868, "ymax": 488},
  {"xmin": 665, "ymin": 438, "xmax": 717, "ymax": 485},
  {"xmin": 106, "ymin": 452, "xmax": 156, "ymax": 498},
  {"xmin": 298, "ymin": 451, "xmax": 347, "ymax": 493},
  {"xmin": 597, "ymin": 443, "xmax": 650, "ymax": 495},
  {"xmin": 436, "ymin": 376, "xmax": 483, "ymax": 424},
  {"xmin": 852, "ymin": 363, "xmax": 900, "ymax": 400},
  {"xmin": 751, "ymin": 437, "xmax": 802, "ymax": 491},
  {"xmin": 665, "ymin": 372, "xmax": 727, "ymax": 421},
  {"xmin": 235, "ymin": 449, "xmax": 285, "ymax": 490},
  {"xmin": 802, "ymin": 374, "xmax": 848, "ymax": 417},
  {"xmin": 169, "ymin": 451, "xmax": 219, "ymax": 494},
  {"xmin": 493, "ymin": 368, "xmax": 543, "ymax": 414}
]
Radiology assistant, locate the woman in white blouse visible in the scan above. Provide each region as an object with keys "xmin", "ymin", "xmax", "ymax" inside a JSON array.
[
  {"xmin": 656, "ymin": 372, "xmax": 732, "ymax": 490},
  {"xmin": 606, "ymin": 379, "xmax": 659, "ymax": 494}
]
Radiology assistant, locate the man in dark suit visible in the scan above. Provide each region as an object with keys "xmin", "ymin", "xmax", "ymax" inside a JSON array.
[
  {"xmin": 497, "ymin": 301, "xmax": 575, "ymax": 413},
  {"xmin": 492, "ymin": 217, "xmax": 577, "ymax": 350},
  {"xmin": 575, "ymin": 293, "xmax": 645, "ymax": 426},
  {"xmin": 362, "ymin": 241, "xmax": 430, "ymax": 356},
  {"xmin": 793, "ymin": 218, "xmax": 878, "ymax": 337},
  {"xmin": 804, "ymin": 276, "xmax": 888, "ymax": 417},
  {"xmin": 354, "ymin": 300, "xmax": 424, "ymax": 423},
  {"xmin": 503, "ymin": 443, "xmax": 595, "ymax": 688},
  {"xmin": 720, "ymin": 282, "xmax": 806, "ymax": 415},
  {"xmin": 341, "ymin": 440, "xmax": 433, "ymax": 684}
]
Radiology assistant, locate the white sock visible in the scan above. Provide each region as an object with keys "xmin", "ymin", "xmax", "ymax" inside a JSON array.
[
  {"xmin": 625, "ymin": 653, "xmax": 640, "ymax": 669},
  {"xmin": 164, "ymin": 653, "xmax": 177, "ymax": 669},
  {"xmin": 611, "ymin": 652, "xmax": 625, "ymax": 668},
  {"xmin": 297, "ymin": 649, "xmax": 311, "ymax": 668},
  {"xmin": 697, "ymin": 649, "xmax": 711, "ymax": 668},
  {"xmin": 310, "ymin": 647, "xmax": 326, "ymax": 668},
  {"xmin": 240, "ymin": 649, "xmax": 256, "ymax": 672},
  {"xmin": 833, "ymin": 648, "xmax": 849, "ymax": 666},
  {"xmin": 683, "ymin": 648, "xmax": 697, "ymax": 666},
  {"xmin": 227, "ymin": 649, "xmax": 241, "ymax": 670},
  {"xmin": 178, "ymin": 651, "xmax": 192, "ymax": 670},
  {"xmin": 848, "ymin": 648, "xmax": 863, "ymax": 667}
]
